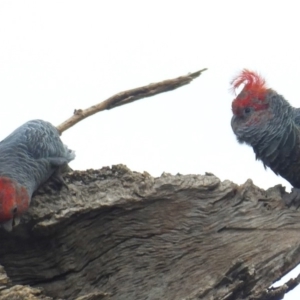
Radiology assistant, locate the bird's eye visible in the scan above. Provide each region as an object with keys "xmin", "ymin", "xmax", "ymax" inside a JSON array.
[{"xmin": 244, "ymin": 107, "xmax": 251, "ymax": 114}]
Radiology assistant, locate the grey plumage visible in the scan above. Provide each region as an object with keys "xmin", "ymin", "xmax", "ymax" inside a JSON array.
[
  {"xmin": 232, "ymin": 91, "xmax": 300, "ymax": 188},
  {"xmin": 0, "ymin": 119, "xmax": 75, "ymax": 198}
]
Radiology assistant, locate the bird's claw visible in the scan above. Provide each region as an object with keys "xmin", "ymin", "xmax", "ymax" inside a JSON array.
[{"xmin": 49, "ymin": 172, "xmax": 69, "ymax": 190}]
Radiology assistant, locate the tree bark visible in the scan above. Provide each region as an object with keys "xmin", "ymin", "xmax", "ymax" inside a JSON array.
[{"xmin": 0, "ymin": 165, "xmax": 299, "ymax": 300}]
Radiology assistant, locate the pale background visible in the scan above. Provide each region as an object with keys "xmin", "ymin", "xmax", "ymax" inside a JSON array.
[{"xmin": 0, "ymin": 1, "xmax": 299, "ymax": 299}]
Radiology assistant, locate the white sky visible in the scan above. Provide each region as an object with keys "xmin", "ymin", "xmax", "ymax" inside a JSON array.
[{"xmin": 0, "ymin": 1, "xmax": 299, "ymax": 299}]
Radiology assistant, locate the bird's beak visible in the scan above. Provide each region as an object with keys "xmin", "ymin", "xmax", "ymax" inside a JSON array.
[
  {"xmin": 1, "ymin": 216, "xmax": 20, "ymax": 232},
  {"xmin": 1, "ymin": 219, "xmax": 13, "ymax": 231},
  {"xmin": 231, "ymin": 115, "xmax": 238, "ymax": 132},
  {"xmin": 14, "ymin": 216, "xmax": 20, "ymax": 227}
]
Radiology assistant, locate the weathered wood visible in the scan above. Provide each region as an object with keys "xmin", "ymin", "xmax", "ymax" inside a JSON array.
[
  {"xmin": 56, "ymin": 69, "xmax": 207, "ymax": 134},
  {"xmin": 0, "ymin": 165, "xmax": 299, "ymax": 300}
]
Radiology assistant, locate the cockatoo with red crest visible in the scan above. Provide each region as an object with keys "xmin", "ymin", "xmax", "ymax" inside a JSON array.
[{"xmin": 231, "ymin": 69, "xmax": 300, "ymax": 205}]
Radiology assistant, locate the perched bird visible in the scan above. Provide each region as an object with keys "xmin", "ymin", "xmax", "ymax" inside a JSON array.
[
  {"xmin": 0, "ymin": 120, "xmax": 75, "ymax": 231},
  {"xmin": 231, "ymin": 69, "xmax": 300, "ymax": 206}
]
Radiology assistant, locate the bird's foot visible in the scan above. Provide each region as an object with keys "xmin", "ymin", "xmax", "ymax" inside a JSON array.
[
  {"xmin": 34, "ymin": 166, "xmax": 71, "ymax": 196},
  {"xmin": 49, "ymin": 170, "xmax": 69, "ymax": 191},
  {"xmin": 283, "ymin": 188, "xmax": 300, "ymax": 208}
]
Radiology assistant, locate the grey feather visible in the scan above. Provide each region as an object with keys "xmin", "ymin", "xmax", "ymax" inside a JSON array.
[
  {"xmin": 232, "ymin": 91, "xmax": 300, "ymax": 188},
  {"xmin": 0, "ymin": 120, "xmax": 75, "ymax": 198}
]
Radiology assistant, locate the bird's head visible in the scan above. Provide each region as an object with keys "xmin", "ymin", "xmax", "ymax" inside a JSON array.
[
  {"xmin": 0, "ymin": 177, "xmax": 29, "ymax": 231},
  {"xmin": 231, "ymin": 69, "xmax": 269, "ymax": 117},
  {"xmin": 230, "ymin": 69, "xmax": 273, "ymax": 144}
]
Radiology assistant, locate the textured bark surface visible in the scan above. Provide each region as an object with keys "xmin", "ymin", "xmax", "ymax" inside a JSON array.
[{"xmin": 0, "ymin": 165, "xmax": 300, "ymax": 300}]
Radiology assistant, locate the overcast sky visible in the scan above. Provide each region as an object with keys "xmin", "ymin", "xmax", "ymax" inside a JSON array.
[{"xmin": 0, "ymin": 1, "xmax": 299, "ymax": 299}]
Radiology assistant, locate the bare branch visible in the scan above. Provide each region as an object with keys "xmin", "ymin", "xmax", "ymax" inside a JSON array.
[
  {"xmin": 56, "ymin": 68, "xmax": 207, "ymax": 134},
  {"xmin": 256, "ymin": 274, "xmax": 300, "ymax": 300}
]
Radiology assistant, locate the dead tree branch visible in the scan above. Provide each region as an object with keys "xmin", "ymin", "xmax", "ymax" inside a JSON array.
[
  {"xmin": 0, "ymin": 166, "xmax": 300, "ymax": 299},
  {"xmin": 56, "ymin": 68, "xmax": 207, "ymax": 134}
]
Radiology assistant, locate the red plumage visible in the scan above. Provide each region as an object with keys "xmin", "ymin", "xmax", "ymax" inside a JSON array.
[
  {"xmin": 0, "ymin": 178, "xmax": 29, "ymax": 224},
  {"xmin": 231, "ymin": 69, "xmax": 267, "ymax": 93},
  {"xmin": 231, "ymin": 69, "xmax": 269, "ymax": 116}
]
